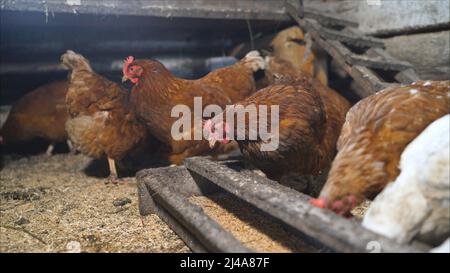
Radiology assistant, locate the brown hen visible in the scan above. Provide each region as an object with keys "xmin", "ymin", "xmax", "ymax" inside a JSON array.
[
  {"xmin": 204, "ymin": 58, "xmax": 349, "ymax": 194},
  {"xmin": 122, "ymin": 51, "xmax": 264, "ymax": 164},
  {"xmin": 269, "ymin": 26, "xmax": 328, "ymax": 86},
  {"xmin": 0, "ymin": 80, "xmax": 71, "ymax": 155},
  {"xmin": 61, "ymin": 50, "xmax": 148, "ymax": 183},
  {"xmin": 264, "ymin": 56, "xmax": 351, "ymax": 121},
  {"xmin": 311, "ymin": 80, "xmax": 450, "ymax": 216},
  {"xmin": 205, "ymin": 83, "xmax": 327, "ymax": 182}
]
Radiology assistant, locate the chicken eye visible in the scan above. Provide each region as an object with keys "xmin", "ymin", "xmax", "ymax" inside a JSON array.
[{"xmin": 130, "ymin": 67, "xmax": 134, "ymax": 72}]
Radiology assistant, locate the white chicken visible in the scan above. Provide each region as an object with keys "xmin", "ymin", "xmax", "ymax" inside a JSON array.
[
  {"xmin": 430, "ymin": 238, "xmax": 450, "ymax": 253},
  {"xmin": 362, "ymin": 114, "xmax": 450, "ymax": 246}
]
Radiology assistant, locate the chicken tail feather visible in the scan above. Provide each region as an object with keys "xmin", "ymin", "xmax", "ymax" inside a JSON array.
[{"xmin": 61, "ymin": 50, "xmax": 93, "ymax": 72}]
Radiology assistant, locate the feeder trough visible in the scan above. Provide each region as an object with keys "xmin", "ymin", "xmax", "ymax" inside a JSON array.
[{"xmin": 137, "ymin": 156, "xmax": 431, "ymax": 253}]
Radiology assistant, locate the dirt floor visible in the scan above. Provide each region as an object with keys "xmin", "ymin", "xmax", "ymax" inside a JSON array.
[
  {"xmin": 0, "ymin": 151, "xmax": 371, "ymax": 253},
  {"xmin": 0, "ymin": 153, "xmax": 189, "ymax": 253}
]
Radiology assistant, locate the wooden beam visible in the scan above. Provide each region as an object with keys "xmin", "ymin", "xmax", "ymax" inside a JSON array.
[
  {"xmin": 348, "ymin": 51, "xmax": 413, "ymax": 71},
  {"xmin": 300, "ymin": 7, "xmax": 358, "ymax": 28},
  {"xmin": 184, "ymin": 157, "xmax": 429, "ymax": 253},
  {"xmin": 1, "ymin": 0, "xmax": 300, "ymax": 21},
  {"xmin": 285, "ymin": 2, "xmax": 422, "ymax": 97},
  {"xmin": 0, "ymin": 57, "xmax": 207, "ymax": 76},
  {"xmin": 137, "ymin": 166, "xmax": 252, "ymax": 253},
  {"xmin": 312, "ymin": 36, "xmax": 391, "ymax": 96},
  {"xmin": 395, "ymin": 68, "xmax": 421, "ymax": 84},
  {"xmin": 1, "ymin": 0, "xmax": 361, "ymax": 25},
  {"xmin": 295, "ymin": 14, "xmax": 385, "ymax": 49},
  {"xmin": 0, "ymin": 39, "xmax": 234, "ymax": 55}
]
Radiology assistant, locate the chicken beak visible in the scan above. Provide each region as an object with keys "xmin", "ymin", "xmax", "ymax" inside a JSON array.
[
  {"xmin": 122, "ymin": 75, "xmax": 128, "ymax": 83},
  {"xmin": 310, "ymin": 198, "xmax": 327, "ymax": 208}
]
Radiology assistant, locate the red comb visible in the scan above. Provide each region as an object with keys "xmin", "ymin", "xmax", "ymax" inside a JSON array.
[
  {"xmin": 310, "ymin": 198, "xmax": 326, "ymax": 208},
  {"xmin": 123, "ymin": 56, "xmax": 135, "ymax": 75}
]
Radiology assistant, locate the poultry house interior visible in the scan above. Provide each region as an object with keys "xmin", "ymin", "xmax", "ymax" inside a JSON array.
[{"xmin": 0, "ymin": 0, "xmax": 449, "ymax": 256}]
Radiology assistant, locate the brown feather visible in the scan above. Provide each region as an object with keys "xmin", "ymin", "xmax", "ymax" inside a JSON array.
[
  {"xmin": 233, "ymin": 56, "xmax": 350, "ymax": 181},
  {"xmin": 0, "ymin": 80, "xmax": 69, "ymax": 144},
  {"xmin": 63, "ymin": 51, "xmax": 148, "ymax": 161},
  {"xmin": 128, "ymin": 53, "xmax": 261, "ymax": 164},
  {"xmin": 220, "ymin": 83, "xmax": 329, "ymax": 180},
  {"xmin": 320, "ymin": 80, "xmax": 450, "ymax": 209}
]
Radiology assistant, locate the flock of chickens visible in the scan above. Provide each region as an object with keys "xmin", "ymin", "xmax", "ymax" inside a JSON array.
[{"xmin": 1, "ymin": 26, "xmax": 449, "ymax": 250}]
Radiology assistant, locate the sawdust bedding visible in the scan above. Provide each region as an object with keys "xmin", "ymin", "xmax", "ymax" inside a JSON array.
[
  {"xmin": 189, "ymin": 194, "xmax": 322, "ymax": 253},
  {"xmin": 0, "ymin": 153, "xmax": 189, "ymax": 253},
  {"xmin": 187, "ymin": 187, "xmax": 371, "ymax": 252},
  {"xmin": 0, "ymin": 151, "xmax": 371, "ymax": 253}
]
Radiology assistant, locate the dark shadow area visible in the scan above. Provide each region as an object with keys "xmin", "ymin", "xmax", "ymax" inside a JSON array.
[
  {"xmin": 0, "ymin": 137, "xmax": 172, "ymax": 179},
  {"xmin": 82, "ymin": 158, "xmax": 110, "ymax": 179},
  {"xmin": 372, "ymin": 68, "xmax": 400, "ymax": 83},
  {"xmin": 0, "ymin": 139, "xmax": 69, "ymax": 170},
  {"xmin": 83, "ymin": 152, "xmax": 173, "ymax": 179},
  {"xmin": 0, "ymin": 10, "xmax": 289, "ymax": 105}
]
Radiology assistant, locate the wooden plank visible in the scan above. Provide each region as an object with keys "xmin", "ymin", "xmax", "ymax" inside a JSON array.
[
  {"xmin": 1, "ymin": 0, "xmax": 299, "ymax": 21},
  {"xmin": 356, "ymin": 1, "xmax": 450, "ymax": 37},
  {"xmin": 0, "ymin": 57, "xmax": 207, "ymax": 76},
  {"xmin": 395, "ymin": 68, "xmax": 421, "ymax": 84},
  {"xmin": 184, "ymin": 157, "xmax": 429, "ymax": 253},
  {"xmin": 137, "ymin": 166, "xmax": 251, "ymax": 253},
  {"xmin": 136, "ymin": 168, "xmax": 210, "ymax": 252},
  {"xmin": 301, "ymin": 8, "xmax": 358, "ymax": 28},
  {"xmin": 1, "ymin": 0, "xmax": 359, "ymax": 25},
  {"xmin": 313, "ymin": 37, "xmax": 388, "ymax": 96},
  {"xmin": 364, "ymin": 48, "xmax": 413, "ymax": 71},
  {"xmin": 152, "ymin": 200, "xmax": 209, "ymax": 252},
  {"xmin": 285, "ymin": 3, "xmax": 405, "ymax": 97},
  {"xmin": 384, "ymin": 31, "xmax": 448, "ymax": 80},
  {"xmin": 349, "ymin": 65, "xmax": 393, "ymax": 96},
  {"xmin": 314, "ymin": 24, "xmax": 385, "ymax": 48},
  {"xmin": 348, "ymin": 54, "xmax": 412, "ymax": 71},
  {"xmin": 285, "ymin": 3, "xmax": 384, "ymax": 48},
  {"xmin": 0, "ymin": 39, "xmax": 234, "ymax": 55}
]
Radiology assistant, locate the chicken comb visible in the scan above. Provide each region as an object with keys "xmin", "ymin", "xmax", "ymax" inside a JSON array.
[{"xmin": 123, "ymin": 56, "xmax": 135, "ymax": 75}]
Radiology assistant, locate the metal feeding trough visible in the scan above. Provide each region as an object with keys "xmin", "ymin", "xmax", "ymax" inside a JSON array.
[{"xmin": 137, "ymin": 157, "xmax": 430, "ymax": 253}]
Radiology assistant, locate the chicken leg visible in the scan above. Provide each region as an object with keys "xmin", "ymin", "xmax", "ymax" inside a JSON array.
[
  {"xmin": 107, "ymin": 158, "xmax": 120, "ymax": 184},
  {"xmin": 46, "ymin": 143, "xmax": 55, "ymax": 156},
  {"xmin": 67, "ymin": 140, "xmax": 77, "ymax": 155}
]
